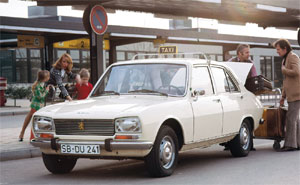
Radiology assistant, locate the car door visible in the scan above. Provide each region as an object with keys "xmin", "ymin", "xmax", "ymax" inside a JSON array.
[
  {"xmin": 191, "ymin": 66, "xmax": 223, "ymax": 141},
  {"xmin": 210, "ymin": 67, "xmax": 243, "ymax": 135}
]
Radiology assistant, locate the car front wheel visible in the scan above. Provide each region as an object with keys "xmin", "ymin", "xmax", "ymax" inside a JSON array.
[
  {"xmin": 229, "ymin": 120, "xmax": 252, "ymax": 157},
  {"xmin": 145, "ymin": 125, "xmax": 179, "ymax": 177},
  {"xmin": 42, "ymin": 153, "xmax": 77, "ymax": 174}
]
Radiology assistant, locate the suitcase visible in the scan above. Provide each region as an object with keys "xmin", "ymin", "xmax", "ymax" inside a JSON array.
[
  {"xmin": 254, "ymin": 107, "xmax": 287, "ymax": 139},
  {"xmin": 254, "ymin": 88, "xmax": 287, "ymax": 150},
  {"xmin": 245, "ymin": 75, "xmax": 272, "ymax": 95}
]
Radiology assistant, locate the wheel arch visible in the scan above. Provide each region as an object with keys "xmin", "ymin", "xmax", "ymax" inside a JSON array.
[
  {"xmin": 243, "ymin": 116, "xmax": 254, "ymax": 132},
  {"xmin": 160, "ymin": 118, "xmax": 184, "ymax": 151}
]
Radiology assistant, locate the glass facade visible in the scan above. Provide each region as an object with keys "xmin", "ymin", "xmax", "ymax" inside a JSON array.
[
  {"xmin": 0, "ymin": 50, "xmax": 15, "ymax": 83},
  {"xmin": 15, "ymin": 49, "xmax": 28, "ymax": 83},
  {"xmin": 0, "ymin": 47, "xmax": 92, "ymax": 83},
  {"xmin": 274, "ymin": 56, "xmax": 283, "ymax": 88},
  {"xmin": 30, "ymin": 49, "xmax": 42, "ymax": 83},
  {"xmin": 260, "ymin": 56, "xmax": 273, "ymax": 81},
  {"xmin": 0, "ymin": 48, "xmax": 42, "ymax": 83}
]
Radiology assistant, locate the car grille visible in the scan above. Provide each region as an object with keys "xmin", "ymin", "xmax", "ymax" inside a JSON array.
[{"xmin": 54, "ymin": 119, "xmax": 115, "ymax": 136}]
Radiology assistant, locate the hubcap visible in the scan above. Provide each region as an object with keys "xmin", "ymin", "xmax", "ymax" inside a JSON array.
[
  {"xmin": 240, "ymin": 124, "xmax": 250, "ymax": 150},
  {"xmin": 159, "ymin": 136, "xmax": 175, "ymax": 169}
]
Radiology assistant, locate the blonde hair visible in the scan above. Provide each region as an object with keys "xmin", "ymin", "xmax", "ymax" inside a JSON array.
[
  {"xmin": 32, "ymin": 70, "xmax": 50, "ymax": 92},
  {"xmin": 52, "ymin": 53, "xmax": 73, "ymax": 73},
  {"xmin": 79, "ymin": 68, "xmax": 90, "ymax": 79}
]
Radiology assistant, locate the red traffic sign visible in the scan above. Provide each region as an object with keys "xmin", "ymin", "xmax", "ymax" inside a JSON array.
[{"xmin": 89, "ymin": 5, "xmax": 108, "ymax": 35}]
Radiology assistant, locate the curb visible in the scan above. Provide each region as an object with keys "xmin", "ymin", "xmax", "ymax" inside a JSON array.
[
  {"xmin": 0, "ymin": 110, "xmax": 29, "ymax": 116},
  {"xmin": 0, "ymin": 147, "xmax": 41, "ymax": 161}
]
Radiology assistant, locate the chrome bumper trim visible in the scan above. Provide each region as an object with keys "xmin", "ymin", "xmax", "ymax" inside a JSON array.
[{"xmin": 30, "ymin": 138, "xmax": 153, "ymax": 150}]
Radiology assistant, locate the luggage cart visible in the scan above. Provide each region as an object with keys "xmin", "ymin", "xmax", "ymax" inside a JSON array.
[{"xmin": 254, "ymin": 88, "xmax": 287, "ymax": 151}]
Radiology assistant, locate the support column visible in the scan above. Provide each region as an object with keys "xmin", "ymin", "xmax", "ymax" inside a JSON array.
[
  {"xmin": 109, "ymin": 41, "xmax": 117, "ymax": 66},
  {"xmin": 222, "ymin": 45, "xmax": 236, "ymax": 61},
  {"xmin": 43, "ymin": 37, "xmax": 53, "ymax": 71},
  {"xmin": 41, "ymin": 48, "xmax": 45, "ymax": 70},
  {"xmin": 44, "ymin": 43, "xmax": 53, "ymax": 71},
  {"xmin": 27, "ymin": 48, "xmax": 31, "ymax": 82},
  {"xmin": 90, "ymin": 32, "xmax": 104, "ymax": 85}
]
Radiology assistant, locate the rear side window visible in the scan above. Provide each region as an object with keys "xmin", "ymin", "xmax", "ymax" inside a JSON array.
[
  {"xmin": 225, "ymin": 72, "xmax": 239, "ymax": 92},
  {"xmin": 192, "ymin": 67, "xmax": 214, "ymax": 95},
  {"xmin": 211, "ymin": 67, "xmax": 228, "ymax": 93}
]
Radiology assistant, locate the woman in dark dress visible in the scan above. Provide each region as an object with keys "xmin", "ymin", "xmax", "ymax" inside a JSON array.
[{"xmin": 47, "ymin": 53, "xmax": 80, "ymax": 101}]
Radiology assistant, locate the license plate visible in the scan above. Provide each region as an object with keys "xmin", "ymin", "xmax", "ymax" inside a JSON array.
[{"xmin": 61, "ymin": 144, "xmax": 100, "ymax": 154}]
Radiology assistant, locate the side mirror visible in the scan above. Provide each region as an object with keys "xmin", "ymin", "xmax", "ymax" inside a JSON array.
[
  {"xmin": 192, "ymin": 89, "xmax": 205, "ymax": 97},
  {"xmin": 199, "ymin": 90, "xmax": 205, "ymax": 96}
]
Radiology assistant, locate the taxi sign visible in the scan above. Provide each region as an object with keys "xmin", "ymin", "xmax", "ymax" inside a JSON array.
[{"xmin": 159, "ymin": 46, "xmax": 178, "ymax": 54}]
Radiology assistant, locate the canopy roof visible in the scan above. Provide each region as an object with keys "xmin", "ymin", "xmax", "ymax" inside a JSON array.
[
  {"xmin": 1, "ymin": 16, "xmax": 299, "ymax": 49},
  {"xmin": 34, "ymin": 0, "xmax": 300, "ymax": 28}
]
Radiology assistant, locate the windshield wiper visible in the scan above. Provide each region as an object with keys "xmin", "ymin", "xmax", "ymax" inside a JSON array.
[
  {"xmin": 100, "ymin": 91, "xmax": 120, "ymax": 95},
  {"xmin": 128, "ymin": 89, "xmax": 168, "ymax": 97}
]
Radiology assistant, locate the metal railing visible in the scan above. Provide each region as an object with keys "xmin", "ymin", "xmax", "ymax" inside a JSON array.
[{"xmin": 257, "ymin": 88, "xmax": 282, "ymax": 107}]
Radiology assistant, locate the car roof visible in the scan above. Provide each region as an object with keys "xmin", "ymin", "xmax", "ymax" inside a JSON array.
[{"xmin": 112, "ymin": 58, "xmax": 225, "ymax": 67}]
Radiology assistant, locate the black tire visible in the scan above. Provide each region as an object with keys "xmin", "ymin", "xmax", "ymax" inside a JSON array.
[
  {"xmin": 42, "ymin": 153, "xmax": 77, "ymax": 174},
  {"xmin": 145, "ymin": 125, "xmax": 179, "ymax": 177},
  {"xmin": 229, "ymin": 120, "xmax": 252, "ymax": 157}
]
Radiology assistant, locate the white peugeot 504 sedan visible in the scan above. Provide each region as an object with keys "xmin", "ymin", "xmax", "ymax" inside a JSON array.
[{"xmin": 31, "ymin": 57, "xmax": 263, "ymax": 177}]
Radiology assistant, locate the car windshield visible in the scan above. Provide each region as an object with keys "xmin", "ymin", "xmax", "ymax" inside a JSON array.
[{"xmin": 91, "ymin": 63, "xmax": 187, "ymax": 97}]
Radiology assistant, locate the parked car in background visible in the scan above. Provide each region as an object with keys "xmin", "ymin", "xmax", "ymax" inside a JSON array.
[{"xmin": 31, "ymin": 56, "xmax": 263, "ymax": 177}]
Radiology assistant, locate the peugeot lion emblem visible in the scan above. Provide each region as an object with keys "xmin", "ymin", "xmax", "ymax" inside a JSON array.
[{"xmin": 78, "ymin": 122, "xmax": 85, "ymax": 130}]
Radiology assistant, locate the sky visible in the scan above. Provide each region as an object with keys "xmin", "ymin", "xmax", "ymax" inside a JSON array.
[{"xmin": 0, "ymin": 0, "xmax": 298, "ymax": 40}]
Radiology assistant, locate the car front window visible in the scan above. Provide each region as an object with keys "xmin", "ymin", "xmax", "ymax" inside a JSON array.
[
  {"xmin": 91, "ymin": 63, "xmax": 187, "ymax": 97},
  {"xmin": 192, "ymin": 67, "xmax": 214, "ymax": 95}
]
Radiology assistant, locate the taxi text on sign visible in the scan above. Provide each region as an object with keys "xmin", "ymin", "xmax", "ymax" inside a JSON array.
[
  {"xmin": 90, "ymin": 5, "xmax": 108, "ymax": 35},
  {"xmin": 17, "ymin": 35, "xmax": 44, "ymax": 48},
  {"xmin": 53, "ymin": 39, "xmax": 110, "ymax": 50},
  {"xmin": 159, "ymin": 46, "xmax": 178, "ymax": 54}
]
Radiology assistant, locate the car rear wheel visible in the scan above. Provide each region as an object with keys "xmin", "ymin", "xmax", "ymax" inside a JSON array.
[
  {"xmin": 229, "ymin": 120, "xmax": 252, "ymax": 157},
  {"xmin": 145, "ymin": 125, "xmax": 179, "ymax": 177},
  {"xmin": 42, "ymin": 153, "xmax": 77, "ymax": 174}
]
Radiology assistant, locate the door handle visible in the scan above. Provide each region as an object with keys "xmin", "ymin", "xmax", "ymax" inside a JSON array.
[
  {"xmin": 240, "ymin": 95, "xmax": 244, "ymax": 99},
  {"xmin": 213, "ymin": 98, "xmax": 221, "ymax": 103}
]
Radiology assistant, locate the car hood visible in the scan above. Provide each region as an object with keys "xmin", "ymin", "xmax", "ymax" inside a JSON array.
[{"xmin": 36, "ymin": 95, "xmax": 174, "ymax": 119}]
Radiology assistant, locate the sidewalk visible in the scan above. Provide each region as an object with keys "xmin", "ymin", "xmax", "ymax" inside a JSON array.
[
  {"xmin": 0, "ymin": 98, "xmax": 31, "ymax": 116},
  {"xmin": 0, "ymin": 98, "xmax": 41, "ymax": 161}
]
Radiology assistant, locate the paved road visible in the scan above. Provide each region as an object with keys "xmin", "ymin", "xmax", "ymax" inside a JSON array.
[
  {"xmin": 0, "ymin": 115, "xmax": 26, "ymax": 129},
  {"xmin": 1, "ymin": 141, "xmax": 299, "ymax": 185}
]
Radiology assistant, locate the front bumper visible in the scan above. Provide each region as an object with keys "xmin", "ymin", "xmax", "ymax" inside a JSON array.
[{"xmin": 31, "ymin": 138, "xmax": 153, "ymax": 157}]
